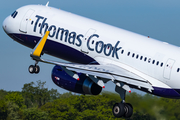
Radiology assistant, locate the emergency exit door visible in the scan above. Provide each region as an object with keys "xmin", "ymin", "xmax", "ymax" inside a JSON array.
[{"xmin": 163, "ymin": 59, "xmax": 175, "ymax": 80}]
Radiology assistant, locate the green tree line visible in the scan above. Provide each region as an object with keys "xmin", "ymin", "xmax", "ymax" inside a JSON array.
[{"xmin": 0, "ymin": 80, "xmax": 179, "ymax": 120}]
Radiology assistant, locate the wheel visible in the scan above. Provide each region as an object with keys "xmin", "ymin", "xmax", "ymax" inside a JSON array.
[
  {"xmin": 123, "ymin": 103, "xmax": 133, "ymax": 118},
  {"xmin": 34, "ymin": 65, "xmax": 40, "ymax": 74},
  {"xmin": 29, "ymin": 65, "xmax": 35, "ymax": 74},
  {"xmin": 112, "ymin": 103, "xmax": 125, "ymax": 118}
]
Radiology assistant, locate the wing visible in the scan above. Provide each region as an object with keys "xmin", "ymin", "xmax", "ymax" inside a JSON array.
[
  {"xmin": 31, "ymin": 31, "xmax": 154, "ymax": 93},
  {"xmin": 32, "ymin": 56, "xmax": 153, "ymax": 92}
]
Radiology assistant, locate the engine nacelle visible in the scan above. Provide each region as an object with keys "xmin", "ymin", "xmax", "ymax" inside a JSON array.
[{"xmin": 51, "ymin": 65, "xmax": 102, "ymax": 95}]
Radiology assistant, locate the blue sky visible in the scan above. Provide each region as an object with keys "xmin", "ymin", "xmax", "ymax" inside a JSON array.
[{"xmin": 1, "ymin": 0, "xmax": 180, "ymax": 94}]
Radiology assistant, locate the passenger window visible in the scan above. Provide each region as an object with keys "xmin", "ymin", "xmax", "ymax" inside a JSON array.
[
  {"xmin": 148, "ymin": 58, "xmax": 151, "ymax": 63},
  {"xmin": 177, "ymin": 68, "xmax": 180, "ymax": 72},
  {"xmin": 136, "ymin": 55, "xmax": 139, "ymax": 59},
  {"xmin": 92, "ymin": 40, "xmax": 94, "ymax": 44},
  {"xmin": 144, "ymin": 57, "xmax": 147, "ymax": 61},
  {"xmin": 156, "ymin": 61, "xmax": 159, "ymax": 65},
  {"xmin": 161, "ymin": 63, "xmax": 163, "ymax": 67},
  {"xmin": 152, "ymin": 60, "xmax": 155, "ymax": 64},
  {"xmin": 127, "ymin": 52, "xmax": 130, "ymax": 56},
  {"xmin": 121, "ymin": 50, "xmax": 124, "ymax": 54},
  {"xmin": 132, "ymin": 53, "xmax": 135, "ymax": 57},
  {"xmin": 140, "ymin": 56, "xmax": 143, "ymax": 60},
  {"xmin": 31, "ymin": 21, "xmax": 34, "ymax": 25}
]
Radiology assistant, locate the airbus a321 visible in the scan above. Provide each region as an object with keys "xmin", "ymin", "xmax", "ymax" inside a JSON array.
[{"xmin": 3, "ymin": 2, "xmax": 180, "ymax": 118}]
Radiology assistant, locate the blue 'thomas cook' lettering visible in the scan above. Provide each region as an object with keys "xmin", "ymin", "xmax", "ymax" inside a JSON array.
[
  {"xmin": 112, "ymin": 41, "xmax": 121, "ymax": 59},
  {"xmin": 87, "ymin": 34, "xmax": 99, "ymax": 51},
  {"xmin": 34, "ymin": 15, "xmax": 81, "ymax": 47},
  {"xmin": 48, "ymin": 25, "xmax": 56, "ymax": 37},
  {"xmin": 34, "ymin": 15, "xmax": 43, "ymax": 32},
  {"xmin": 87, "ymin": 34, "xmax": 121, "ymax": 59},
  {"xmin": 33, "ymin": 15, "xmax": 122, "ymax": 59},
  {"xmin": 104, "ymin": 44, "xmax": 113, "ymax": 56}
]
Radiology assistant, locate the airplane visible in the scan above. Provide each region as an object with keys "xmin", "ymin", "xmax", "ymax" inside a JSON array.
[{"xmin": 2, "ymin": 2, "xmax": 180, "ymax": 118}]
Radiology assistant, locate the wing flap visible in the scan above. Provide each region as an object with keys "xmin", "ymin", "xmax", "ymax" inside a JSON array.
[{"xmin": 113, "ymin": 75, "xmax": 153, "ymax": 90}]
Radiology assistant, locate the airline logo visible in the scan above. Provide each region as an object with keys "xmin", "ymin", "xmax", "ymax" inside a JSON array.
[{"xmin": 33, "ymin": 15, "xmax": 122, "ymax": 59}]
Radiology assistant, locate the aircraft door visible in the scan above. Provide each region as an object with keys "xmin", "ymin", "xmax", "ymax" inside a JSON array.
[
  {"xmin": 19, "ymin": 9, "xmax": 35, "ymax": 33},
  {"xmin": 81, "ymin": 28, "xmax": 96, "ymax": 54},
  {"xmin": 163, "ymin": 59, "xmax": 175, "ymax": 80}
]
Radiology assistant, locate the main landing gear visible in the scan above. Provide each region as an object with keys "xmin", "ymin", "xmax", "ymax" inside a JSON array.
[
  {"xmin": 28, "ymin": 61, "xmax": 40, "ymax": 74},
  {"xmin": 112, "ymin": 84, "xmax": 133, "ymax": 118},
  {"xmin": 112, "ymin": 102, "xmax": 133, "ymax": 118}
]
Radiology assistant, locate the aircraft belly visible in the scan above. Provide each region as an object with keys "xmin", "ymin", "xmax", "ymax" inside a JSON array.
[{"xmin": 152, "ymin": 87, "xmax": 180, "ymax": 98}]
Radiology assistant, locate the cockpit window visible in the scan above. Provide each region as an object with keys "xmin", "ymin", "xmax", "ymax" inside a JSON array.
[{"xmin": 11, "ymin": 11, "xmax": 18, "ymax": 18}]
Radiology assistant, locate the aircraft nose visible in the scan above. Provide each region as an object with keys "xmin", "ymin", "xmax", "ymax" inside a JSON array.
[
  {"xmin": 2, "ymin": 18, "xmax": 6, "ymax": 32},
  {"xmin": 3, "ymin": 16, "xmax": 11, "ymax": 34}
]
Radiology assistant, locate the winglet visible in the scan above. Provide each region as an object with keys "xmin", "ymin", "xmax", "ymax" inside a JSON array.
[{"xmin": 32, "ymin": 31, "xmax": 50, "ymax": 57}]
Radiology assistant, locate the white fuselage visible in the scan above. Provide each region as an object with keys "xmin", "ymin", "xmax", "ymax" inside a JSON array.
[{"xmin": 3, "ymin": 5, "xmax": 180, "ymax": 98}]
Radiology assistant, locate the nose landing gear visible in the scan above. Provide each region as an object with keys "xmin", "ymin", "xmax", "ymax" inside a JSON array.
[{"xmin": 28, "ymin": 61, "xmax": 40, "ymax": 74}]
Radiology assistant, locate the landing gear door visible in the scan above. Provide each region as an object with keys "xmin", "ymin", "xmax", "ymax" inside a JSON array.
[
  {"xmin": 81, "ymin": 29, "xmax": 96, "ymax": 54},
  {"xmin": 163, "ymin": 59, "xmax": 175, "ymax": 80},
  {"xmin": 19, "ymin": 9, "xmax": 35, "ymax": 33}
]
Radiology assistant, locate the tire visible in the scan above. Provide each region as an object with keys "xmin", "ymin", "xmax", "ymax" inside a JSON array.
[
  {"xmin": 123, "ymin": 103, "xmax": 133, "ymax": 118},
  {"xmin": 112, "ymin": 103, "xmax": 125, "ymax": 118},
  {"xmin": 34, "ymin": 65, "xmax": 40, "ymax": 74},
  {"xmin": 29, "ymin": 65, "xmax": 35, "ymax": 74}
]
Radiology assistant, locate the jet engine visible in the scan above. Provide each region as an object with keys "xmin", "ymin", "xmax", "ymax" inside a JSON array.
[{"xmin": 51, "ymin": 65, "xmax": 102, "ymax": 95}]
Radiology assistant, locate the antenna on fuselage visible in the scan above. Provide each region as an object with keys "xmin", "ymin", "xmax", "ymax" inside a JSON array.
[{"xmin": 46, "ymin": 1, "xmax": 49, "ymax": 7}]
